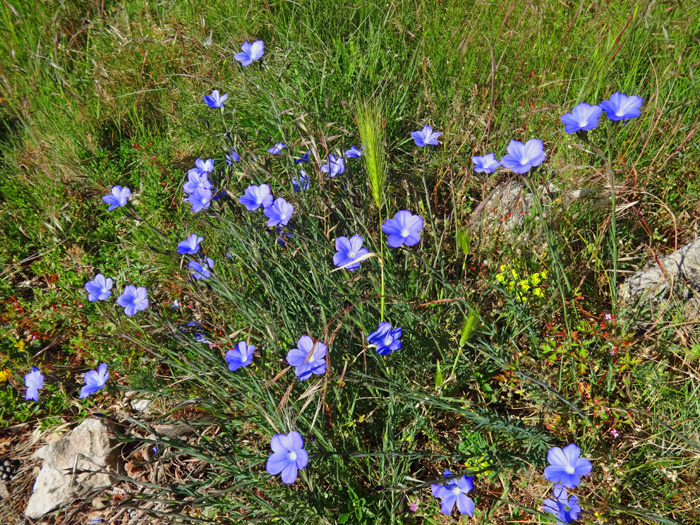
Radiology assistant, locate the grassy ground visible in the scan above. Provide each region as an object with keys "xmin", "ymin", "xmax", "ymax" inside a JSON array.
[{"xmin": 1, "ymin": 0, "xmax": 700, "ymax": 523}]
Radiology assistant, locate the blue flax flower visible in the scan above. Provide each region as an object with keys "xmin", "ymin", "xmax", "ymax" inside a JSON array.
[
  {"xmin": 321, "ymin": 154, "xmax": 345, "ymax": 177},
  {"xmin": 188, "ymin": 187, "xmax": 212, "ymax": 213},
  {"xmin": 561, "ymin": 102, "xmax": 603, "ymax": 133},
  {"xmin": 102, "ymin": 186, "xmax": 131, "ymax": 210},
  {"xmin": 333, "ymin": 235, "xmax": 369, "ymax": 271},
  {"xmin": 295, "ymin": 150, "xmax": 311, "ymax": 164},
  {"xmin": 345, "ymin": 145, "xmax": 364, "ymax": 158},
  {"xmin": 264, "ymin": 198, "xmax": 294, "ymax": 227},
  {"xmin": 431, "ymin": 470, "xmax": 475, "ymax": 516},
  {"xmin": 189, "ymin": 158, "xmax": 215, "ymax": 175},
  {"xmin": 411, "ymin": 125, "xmax": 441, "ymax": 147},
  {"xmin": 203, "ymin": 89, "xmax": 228, "ymax": 109},
  {"xmin": 286, "ymin": 336, "xmax": 327, "ymax": 381},
  {"xmin": 183, "ymin": 172, "xmax": 212, "ymax": 195},
  {"xmin": 238, "ymin": 184, "xmax": 273, "ymax": 211},
  {"xmin": 292, "ymin": 170, "xmax": 310, "ymax": 192},
  {"xmin": 225, "ymin": 148, "xmax": 240, "ymax": 166},
  {"xmin": 189, "ymin": 257, "xmax": 214, "ymax": 280},
  {"xmin": 117, "ymin": 286, "xmax": 149, "ymax": 317},
  {"xmin": 268, "ymin": 142, "xmax": 287, "ymax": 155},
  {"xmin": 193, "ymin": 332, "xmax": 210, "ymax": 344},
  {"xmin": 266, "ymin": 431, "xmax": 309, "ymax": 485},
  {"xmin": 545, "ymin": 443, "xmax": 592, "ymax": 488},
  {"xmin": 367, "ymin": 322, "xmax": 402, "ymax": 355},
  {"xmin": 599, "ymin": 92, "xmax": 643, "ymax": 121},
  {"xmin": 382, "ymin": 210, "xmax": 424, "ymax": 248},
  {"xmin": 177, "ymin": 234, "xmax": 203, "ymax": 255},
  {"xmin": 500, "ymin": 139, "xmax": 546, "ymax": 174},
  {"xmin": 472, "ymin": 153, "xmax": 500, "ymax": 174},
  {"xmin": 234, "ymin": 40, "xmax": 264, "ymax": 66},
  {"xmin": 542, "ymin": 485, "xmax": 581, "ymax": 524},
  {"xmin": 24, "ymin": 366, "xmax": 44, "ymax": 402},
  {"xmin": 79, "ymin": 363, "xmax": 109, "ymax": 399},
  {"xmin": 85, "ymin": 273, "xmax": 113, "ymax": 302},
  {"xmin": 225, "ymin": 341, "xmax": 255, "ymax": 371}
]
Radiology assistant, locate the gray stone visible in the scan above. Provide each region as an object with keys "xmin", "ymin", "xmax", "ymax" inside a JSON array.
[
  {"xmin": 25, "ymin": 419, "xmax": 119, "ymax": 519},
  {"xmin": 619, "ymin": 237, "xmax": 700, "ymax": 303}
]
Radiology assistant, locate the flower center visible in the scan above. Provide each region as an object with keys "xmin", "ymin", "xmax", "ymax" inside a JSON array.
[
  {"xmin": 383, "ymin": 335, "xmax": 394, "ymax": 347},
  {"xmin": 288, "ymin": 451, "xmax": 297, "ymax": 461},
  {"xmin": 101, "ymin": 287, "xmax": 108, "ymax": 294},
  {"xmin": 134, "ymin": 298, "xmax": 142, "ymax": 305},
  {"xmin": 520, "ymin": 158, "xmax": 529, "ymax": 165},
  {"xmin": 308, "ymin": 355, "xmax": 315, "ymax": 363},
  {"xmin": 348, "ymin": 251, "xmax": 356, "ymax": 259},
  {"xmin": 401, "ymin": 228, "xmax": 410, "ymax": 237},
  {"xmin": 565, "ymin": 466, "xmax": 575, "ymax": 474},
  {"xmin": 452, "ymin": 486, "xmax": 461, "ymax": 495}
]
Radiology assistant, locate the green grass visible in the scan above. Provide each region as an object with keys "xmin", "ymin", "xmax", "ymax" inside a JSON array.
[{"xmin": 1, "ymin": 0, "xmax": 700, "ymax": 523}]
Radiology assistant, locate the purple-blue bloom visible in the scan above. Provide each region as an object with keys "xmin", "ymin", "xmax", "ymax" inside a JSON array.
[
  {"xmin": 599, "ymin": 92, "xmax": 643, "ymax": 121},
  {"xmin": 189, "ymin": 257, "xmax": 214, "ymax": 280},
  {"xmin": 472, "ymin": 153, "xmax": 501, "ymax": 174},
  {"xmin": 189, "ymin": 158, "xmax": 215, "ymax": 175},
  {"xmin": 225, "ymin": 148, "xmax": 240, "ymax": 166},
  {"xmin": 382, "ymin": 210, "xmax": 424, "ymax": 248},
  {"xmin": 183, "ymin": 171, "xmax": 212, "ymax": 195},
  {"xmin": 203, "ymin": 89, "xmax": 228, "ymax": 109},
  {"xmin": 411, "ymin": 125, "xmax": 441, "ymax": 147},
  {"xmin": 85, "ymin": 273, "xmax": 113, "ymax": 302},
  {"xmin": 225, "ymin": 341, "xmax": 255, "ymax": 371},
  {"xmin": 366, "ymin": 322, "xmax": 402, "ymax": 355},
  {"xmin": 177, "ymin": 234, "xmax": 203, "ymax": 255},
  {"xmin": 264, "ymin": 198, "xmax": 294, "ymax": 227},
  {"xmin": 542, "ymin": 485, "xmax": 581, "ymax": 524},
  {"xmin": 117, "ymin": 285, "xmax": 149, "ymax": 317},
  {"xmin": 234, "ymin": 40, "xmax": 264, "ymax": 66},
  {"xmin": 268, "ymin": 142, "xmax": 287, "ymax": 155},
  {"xmin": 24, "ymin": 366, "xmax": 44, "ymax": 402},
  {"xmin": 561, "ymin": 102, "xmax": 603, "ymax": 133},
  {"xmin": 238, "ymin": 184, "xmax": 273, "ymax": 211},
  {"xmin": 194, "ymin": 332, "xmax": 210, "ymax": 344},
  {"xmin": 79, "ymin": 363, "xmax": 109, "ymax": 399},
  {"xmin": 499, "ymin": 139, "xmax": 546, "ymax": 174},
  {"xmin": 345, "ymin": 145, "xmax": 364, "ymax": 158},
  {"xmin": 431, "ymin": 470, "xmax": 475, "ymax": 516},
  {"xmin": 544, "ymin": 443, "xmax": 593, "ymax": 488},
  {"xmin": 292, "ymin": 170, "xmax": 310, "ymax": 192},
  {"xmin": 187, "ymin": 187, "xmax": 212, "ymax": 213},
  {"xmin": 102, "ymin": 186, "xmax": 131, "ymax": 210},
  {"xmin": 333, "ymin": 235, "xmax": 369, "ymax": 271},
  {"xmin": 286, "ymin": 336, "xmax": 327, "ymax": 381},
  {"xmin": 266, "ymin": 431, "xmax": 309, "ymax": 485},
  {"xmin": 295, "ymin": 150, "xmax": 311, "ymax": 164},
  {"xmin": 320, "ymin": 154, "xmax": 345, "ymax": 177}
]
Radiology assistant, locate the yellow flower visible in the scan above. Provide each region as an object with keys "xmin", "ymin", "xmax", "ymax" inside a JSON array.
[
  {"xmin": 511, "ymin": 269, "xmax": 518, "ymax": 279},
  {"xmin": 0, "ymin": 369, "xmax": 11, "ymax": 382},
  {"xmin": 496, "ymin": 273, "xmax": 505, "ymax": 283},
  {"xmin": 541, "ymin": 270, "xmax": 548, "ymax": 280},
  {"xmin": 533, "ymin": 288, "xmax": 544, "ymax": 297},
  {"xmin": 520, "ymin": 280, "xmax": 530, "ymax": 291},
  {"xmin": 530, "ymin": 273, "xmax": 541, "ymax": 285}
]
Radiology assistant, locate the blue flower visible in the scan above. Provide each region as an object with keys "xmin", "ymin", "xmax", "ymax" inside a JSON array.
[
  {"xmin": 183, "ymin": 172, "xmax": 212, "ymax": 195},
  {"xmin": 295, "ymin": 150, "xmax": 311, "ymax": 164},
  {"xmin": 264, "ymin": 198, "xmax": 294, "ymax": 227},
  {"xmin": 333, "ymin": 235, "xmax": 369, "ymax": 271},
  {"xmin": 225, "ymin": 148, "xmax": 240, "ymax": 166},
  {"xmin": 225, "ymin": 341, "xmax": 255, "ymax": 371},
  {"xmin": 366, "ymin": 322, "xmax": 402, "ymax": 355},
  {"xmin": 500, "ymin": 139, "xmax": 546, "ymax": 174},
  {"xmin": 599, "ymin": 92, "xmax": 643, "ymax": 121},
  {"xmin": 234, "ymin": 40, "xmax": 264, "ymax": 66},
  {"xmin": 292, "ymin": 170, "xmax": 310, "ymax": 192},
  {"xmin": 117, "ymin": 285, "xmax": 149, "ymax": 317},
  {"xmin": 194, "ymin": 332, "xmax": 210, "ymax": 344},
  {"xmin": 85, "ymin": 274, "xmax": 113, "ymax": 302},
  {"xmin": 268, "ymin": 142, "xmax": 287, "ymax": 155},
  {"xmin": 411, "ymin": 125, "xmax": 441, "ymax": 147},
  {"xmin": 544, "ymin": 443, "xmax": 593, "ymax": 488},
  {"xmin": 79, "ymin": 363, "xmax": 109, "ymax": 399},
  {"xmin": 24, "ymin": 366, "xmax": 44, "ymax": 402},
  {"xmin": 472, "ymin": 153, "xmax": 500, "ymax": 174},
  {"xmin": 189, "ymin": 257, "xmax": 214, "ymax": 280},
  {"xmin": 172, "ymin": 299, "xmax": 180, "ymax": 309},
  {"xmin": 320, "ymin": 154, "xmax": 345, "ymax": 177},
  {"xmin": 238, "ymin": 184, "xmax": 273, "ymax": 211},
  {"xmin": 203, "ymin": 89, "xmax": 228, "ymax": 109},
  {"xmin": 382, "ymin": 210, "xmax": 424, "ymax": 248},
  {"xmin": 188, "ymin": 187, "xmax": 212, "ymax": 213},
  {"xmin": 190, "ymin": 158, "xmax": 215, "ymax": 175},
  {"xmin": 286, "ymin": 335, "xmax": 327, "ymax": 381},
  {"xmin": 345, "ymin": 145, "xmax": 364, "ymax": 158},
  {"xmin": 561, "ymin": 102, "xmax": 603, "ymax": 133},
  {"xmin": 431, "ymin": 470, "xmax": 475, "ymax": 516},
  {"xmin": 102, "ymin": 186, "xmax": 131, "ymax": 210},
  {"xmin": 177, "ymin": 234, "xmax": 203, "ymax": 255},
  {"xmin": 542, "ymin": 485, "xmax": 581, "ymax": 524},
  {"xmin": 266, "ymin": 431, "xmax": 309, "ymax": 485}
]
